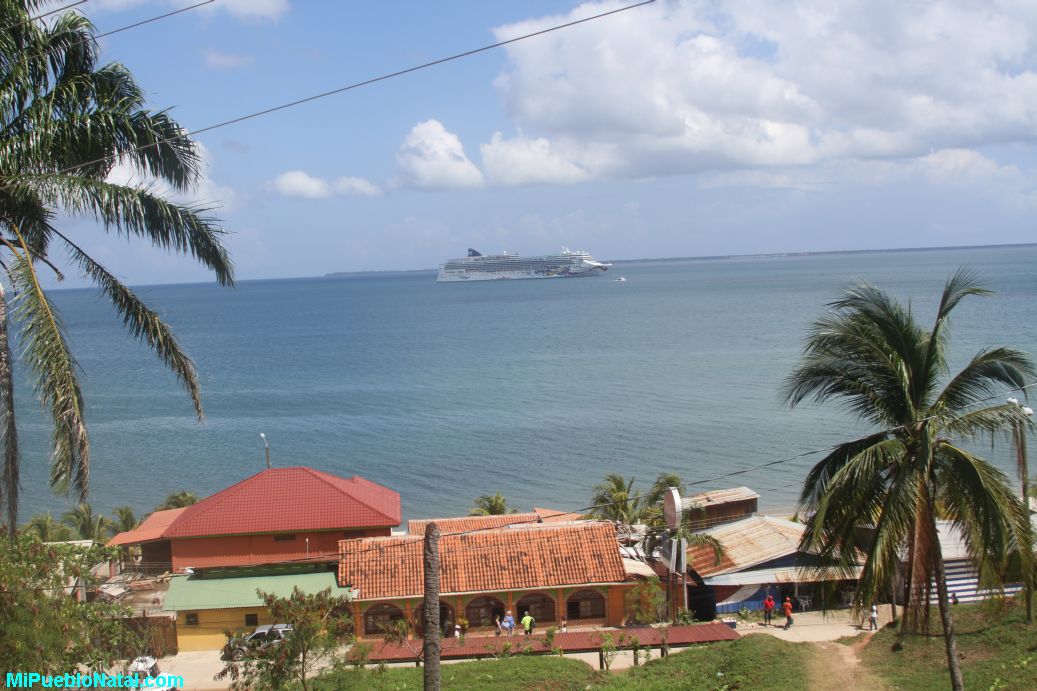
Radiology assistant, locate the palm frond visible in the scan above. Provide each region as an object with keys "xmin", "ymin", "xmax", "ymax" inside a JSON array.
[
  {"xmin": 8, "ymin": 252, "xmax": 89, "ymax": 500},
  {"xmin": 58, "ymin": 231, "xmax": 204, "ymax": 418},
  {"xmin": 935, "ymin": 348, "xmax": 1035, "ymax": 415}
]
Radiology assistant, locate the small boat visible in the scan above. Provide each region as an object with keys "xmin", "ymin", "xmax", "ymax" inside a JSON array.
[{"xmin": 614, "ymin": 276, "xmax": 627, "ymax": 282}]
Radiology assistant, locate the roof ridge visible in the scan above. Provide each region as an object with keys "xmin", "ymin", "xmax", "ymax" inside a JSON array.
[
  {"xmin": 166, "ymin": 469, "xmax": 270, "ymax": 536},
  {"xmin": 303, "ymin": 467, "xmax": 397, "ymax": 523}
]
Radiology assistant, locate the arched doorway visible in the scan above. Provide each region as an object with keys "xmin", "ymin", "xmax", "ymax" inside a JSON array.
[
  {"xmin": 515, "ymin": 592, "xmax": 556, "ymax": 623},
  {"xmin": 465, "ymin": 596, "xmax": 506, "ymax": 629},
  {"xmin": 364, "ymin": 603, "xmax": 404, "ymax": 636},
  {"xmin": 566, "ymin": 590, "xmax": 606, "ymax": 621},
  {"xmin": 413, "ymin": 601, "xmax": 456, "ymax": 636}
]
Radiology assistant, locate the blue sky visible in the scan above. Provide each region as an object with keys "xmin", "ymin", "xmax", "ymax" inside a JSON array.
[{"xmin": 50, "ymin": 0, "xmax": 1037, "ymax": 286}]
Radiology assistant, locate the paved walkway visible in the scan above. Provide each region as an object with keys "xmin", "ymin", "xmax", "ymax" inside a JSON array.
[{"xmin": 739, "ymin": 606, "xmax": 892, "ymax": 642}]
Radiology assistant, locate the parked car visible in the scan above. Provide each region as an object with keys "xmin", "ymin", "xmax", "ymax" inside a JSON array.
[
  {"xmin": 127, "ymin": 655, "xmax": 160, "ymax": 678},
  {"xmin": 223, "ymin": 624, "xmax": 293, "ymax": 661}
]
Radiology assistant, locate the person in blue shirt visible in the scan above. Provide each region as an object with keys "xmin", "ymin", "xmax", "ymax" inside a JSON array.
[{"xmin": 502, "ymin": 610, "xmax": 516, "ymax": 636}]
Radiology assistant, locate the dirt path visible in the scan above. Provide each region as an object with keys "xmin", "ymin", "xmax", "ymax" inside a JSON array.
[{"xmin": 807, "ymin": 635, "xmax": 890, "ymax": 691}]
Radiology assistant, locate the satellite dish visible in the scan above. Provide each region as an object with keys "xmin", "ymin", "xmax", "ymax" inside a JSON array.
[{"xmin": 663, "ymin": 487, "xmax": 682, "ymax": 530}]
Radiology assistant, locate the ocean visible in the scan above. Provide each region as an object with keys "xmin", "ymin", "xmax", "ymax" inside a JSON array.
[{"xmin": 13, "ymin": 245, "xmax": 1037, "ymax": 525}]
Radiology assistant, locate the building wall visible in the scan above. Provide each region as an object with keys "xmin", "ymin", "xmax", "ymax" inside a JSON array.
[
  {"xmin": 171, "ymin": 527, "xmax": 391, "ymax": 571},
  {"xmin": 176, "ymin": 607, "xmax": 274, "ymax": 652},
  {"xmin": 686, "ymin": 499, "xmax": 758, "ymax": 530}
]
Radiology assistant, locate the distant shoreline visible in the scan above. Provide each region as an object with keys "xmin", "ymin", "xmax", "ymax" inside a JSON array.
[{"xmin": 323, "ymin": 242, "xmax": 1037, "ymax": 278}]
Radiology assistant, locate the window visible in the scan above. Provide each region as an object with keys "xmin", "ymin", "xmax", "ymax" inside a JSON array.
[
  {"xmin": 273, "ymin": 534, "xmax": 296, "ymax": 542},
  {"xmin": 567, "ymin": 590, "xmax": 606, "ymax": 620},
  {"xmin": 465, "ymin": 596, "xmax": 505, "ymax": 628},
  {"xmin": 184, "ymin": 612, "xmax": 198, "ymax": 626},
  {"xmin": 364, "ymin": 604, "xmax": 404, "ymax": 635},
  {"xmin": 245, "ymin": 613, "xmax": 259, "ymax": 627}
]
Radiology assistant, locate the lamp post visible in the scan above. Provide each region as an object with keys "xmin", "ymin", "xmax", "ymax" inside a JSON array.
[{"xmin": 260, "ymin": 433, "xmax": 270, "ymax": 469}]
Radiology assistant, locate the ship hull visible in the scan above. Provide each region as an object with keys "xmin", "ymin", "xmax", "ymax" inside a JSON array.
[
  {"xmin": 437, "ymin": 248, "xmax": 610, "ymax": 283},
  {"xmin": 437, "ymin": 266, "xmax": 607, "ymax": 282}
]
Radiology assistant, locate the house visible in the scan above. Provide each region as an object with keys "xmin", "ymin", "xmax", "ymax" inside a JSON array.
[
  {"xmin": 107, "ymin": 466, "xmax": 401, "ymax": 572},
  {"xmin": 679, "ymin": 486, "xmax": 759, "ymax": 530},
  {"xmin": 685, "ymin": 515, "xmax": 861, "ymax": 617},
  {"xmin": 162, "ymin": 565, "xmax": 353, "ymax": 651},
  {"xmin": 339, "ymin": 521, "xmax": 635, "ymax": 638}
]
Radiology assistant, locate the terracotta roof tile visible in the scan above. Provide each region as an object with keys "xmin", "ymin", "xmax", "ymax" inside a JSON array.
[
  {"xmin": 407, "ymin": 513, "xmax": 540, "ymax": 535},
  {"xmin": 533, "ymin": 507, "xmax": 585, "ymax": 523},
  {"xmin": 106, "ymin": 508, "xmax": 188, "ymax": 547},
  {"xmin": 164, "ymin": 467, "xmax": 400, "ymax": 539},
  {"xmin": 340, "ymin": 522, "xmax": 627, "ymax": 599}
]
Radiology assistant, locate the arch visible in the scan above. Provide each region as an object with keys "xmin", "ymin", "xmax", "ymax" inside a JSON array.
[
  {"xmin": 413, "ymin": 600, "xmax": 456, "ymax": 636},
  {"xmin": 465, "ymin": 595, "xmax": 506, "ymax": 629},
  {"xmin": 364, "ymin": 603, "xmax": 404, "ymax": 636},
  {"xmin": 566, "ymin": 589, "xmax": 606, "ymax": 620},
  {"xmin": 515, "ymin": 592, "xmax": 556, "ymax": 623}
]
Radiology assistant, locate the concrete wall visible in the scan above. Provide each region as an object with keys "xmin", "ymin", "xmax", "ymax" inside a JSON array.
[{"xmin": 176, "ymin": 607, "xmax": 274, "ymax": 652}]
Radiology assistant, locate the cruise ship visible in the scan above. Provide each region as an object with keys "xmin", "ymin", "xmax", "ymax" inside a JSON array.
[{"xmin": 437, "ymin": 247, "xmax": 612, "ymax": 282}]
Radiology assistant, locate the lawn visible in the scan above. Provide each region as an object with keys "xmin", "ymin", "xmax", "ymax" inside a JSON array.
[
  {"xmin": 309, "ymin": 656, "xmax": 600, "ymax": 690},
  {"xmin": 860, "ymin": 601, "xmax": 1037, "ymax": 690}
]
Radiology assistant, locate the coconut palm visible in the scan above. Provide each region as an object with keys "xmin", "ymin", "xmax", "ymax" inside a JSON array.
[
  {"xmin": 22, "ymin": 512, "xmax": 73, "ymax": 542},
  {"xmin": 0, "ymin": 1, "xmax": 233, "ymax": 535},
  {"xmin": 782, "ymin": 270, "xmax": 1035, "ymax": 691},
  {"xmin": 587, "ymin": 473, "xmax": 642, "ymax": 526},
  {"xmin": 109, "ymin": 506, "xmax": 139, "ymax": 537},
  {"xmin": 468, "ymin": 492, "xmax": 517, "ymax": 516},
  {"xmin": 62, "ymin": 503, "xmax": 112, "ymax": 542},
  {"xmin": 153, "ymin": 491, "xmax": 199, "ymax": 512}
]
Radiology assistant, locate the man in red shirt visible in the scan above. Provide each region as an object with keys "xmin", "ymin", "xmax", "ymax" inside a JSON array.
[
  {"xmin": 763, "ymin": 594, "xmax": 775, "ymax": 626},
  {"xmin": 782, "ymin": 597, "xmax": 794, "ymax": 630}
]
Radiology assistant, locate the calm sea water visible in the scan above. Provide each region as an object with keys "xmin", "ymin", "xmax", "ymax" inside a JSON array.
[{"xmin": 13, "ymin": 245, "xmax": 1037, "ymax": 525}]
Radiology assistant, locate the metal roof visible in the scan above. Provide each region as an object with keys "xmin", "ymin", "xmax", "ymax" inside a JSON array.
[
  {"xmin": 705, "ymin": 564, "xmax": 862, "ymax": 586},
  {"xmin": 163, "ymin": 570, "xmax": 351, "ymax": 611},
  {"xmin": 682, "ymin": 486, "xmax": 759, "ymax": 510},
  {"xmin": 687, "ymin": 515, "xmax": 805, "ymax": 577}
]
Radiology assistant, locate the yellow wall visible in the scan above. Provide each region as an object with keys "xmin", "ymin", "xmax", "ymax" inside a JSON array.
[{"xmin": 176, "ymin": 607, "xmax": 275, "ymax": 652}]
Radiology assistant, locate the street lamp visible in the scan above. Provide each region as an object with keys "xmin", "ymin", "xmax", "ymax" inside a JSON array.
[{"xmin": 260, "ymin": 433, "xmax": 270, "ymax": 469}]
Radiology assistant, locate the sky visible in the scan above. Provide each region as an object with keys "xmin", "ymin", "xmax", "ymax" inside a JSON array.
[{"xmin": 42, "ymin": 0, "xmax": 1037, "ymax": 286}]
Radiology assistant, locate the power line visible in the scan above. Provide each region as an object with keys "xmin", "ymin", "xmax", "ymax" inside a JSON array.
[
  {"xmin": 0, "ymin": 0, "xmax": 657, "ymax": 195},
  {"xmin": 96, "ymin": 0, "xmax": 215, "ymax": 39}
]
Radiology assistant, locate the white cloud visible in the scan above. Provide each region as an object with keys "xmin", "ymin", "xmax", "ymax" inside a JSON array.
[
  {"xmin": 106, "ymin": 142, "xmax": 237, "ymax": 211},
  {"xmin": 272, "ymin": 170, "xmax": 381, "ymax": 198},
  {"xmin": 203, "ymin": 49, "xmax": 254, "ymax": 70},
  {"xmin": 480, "ymin": 133, "xmax": 589, "ymax": 185},
  {"xmin": 484, "ymin": 0, "xmax": 1037, "ymax": 182},
  {"xmin": 395, "ymin": 120, "xmax": 484, "ymax": 190}
]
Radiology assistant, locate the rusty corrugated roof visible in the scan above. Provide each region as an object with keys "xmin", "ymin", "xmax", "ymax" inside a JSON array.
[{"xmin": 687, "ymin": 515, "xmax": 804, "ymax": 577}]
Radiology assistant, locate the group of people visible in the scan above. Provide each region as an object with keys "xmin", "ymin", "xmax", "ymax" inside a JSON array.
[
  {"xmin": 493, "ymin": 610, "xmax": 537, "ymax": 637},
  {"xmin": 761, "ymin": 594, "xmax": 796, "ymax": 630}
]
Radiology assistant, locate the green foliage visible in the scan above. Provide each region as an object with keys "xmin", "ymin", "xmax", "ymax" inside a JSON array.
[
  {"xmin": 21, "ymin": 512, "xmax": 73, "ymax": 542},
  {"xmin": 109, "ymin": 506, "xmax": 140, "ymax": 535},
  {"xmin": 0, "ymin": 0, "xmax": 232, "ymax": 533},
  {"xmin": 344, "ymin": 641, "xmax": 372, "ymax": 670},
  {"xmin": 783, "ymin": 271, "xmax": 1036, "ymax": 687},
  {"xmin": 673, "ymin": 609, "xmax": 697, "ymax": 625},
  {"xmin": 468, "ymin": 491, "xmax": 518, "ymax": 516},
  {"xmin": 600, "ymin": 632, "xmax": 618, "ymax": 672},
  {"xmin": 61, "ymin": 502, "xmax": 113, "ymax": 541},
  {"xmin": 310, "ymin": 656, "xmax": 599, "ymax": 690},
  {"xmin": 216, "ymin": 585, "xmax": 353, "ymax": 691},
  {"xmin": 0, "ymin": 532, "xmax": 135, "ymax": 674},
  {"xmin": 624, "ymin": 576, "xmax": 666, "ymax": 625},
  {"xmin": 737, "ymin": 606, "xmax": 754, "ymax": 621},
  {"xmin": 154, "ymin": 490, "xmax": 200, "ymax": 511}
]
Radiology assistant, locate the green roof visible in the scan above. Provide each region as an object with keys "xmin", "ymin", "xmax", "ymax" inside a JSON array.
[{"xmin": 163, "ymin": 570, "xmax": 352, "ymax": 611}]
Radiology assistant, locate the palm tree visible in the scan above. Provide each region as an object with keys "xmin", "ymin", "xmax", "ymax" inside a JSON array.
[
  {"xmin": 22, "ymin": 512, "xmax": 73, "ymax": 542},
  {"xmin": 1006, "ymin": 398, "xmax": 1034, "ymax": 622},
  {"xmin": 0, "ymin": 1, "xmax": 233, "ymax": 535},
  {"xmin": 587, "ymin": 474, "xmax": 642, "ymax": 534},
  {"xmin": 153, "ymin": 491, "xmax": 199, "ymax": 512},
  {"xmin": 109, "ymin": 506, "xmax": 139, "ymax": 537},
  {"xmin": 62, "ymin": 503, "xmax": 113, "ymax": 542},
  {"xmin": 782, "ymin": 270, "xmax": 1035, "ymax": 691},
  {"xmin": 468, "ymin": 492, "xmax": 517, "ymax": 516}
]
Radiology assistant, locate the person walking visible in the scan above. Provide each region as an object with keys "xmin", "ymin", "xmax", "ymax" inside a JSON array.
[
  {"xmin": 521, "ymin": 611, "xmax": 535, "ymax": 636},
  {"xmin": 502, "ymin": 610, "xmax": 516, "ymax": 637},
  {"xmin": 869, "ymin": 603, "xmax": 879, "ymax": 631},
  {"xmin": 763, "ymin": 594, "xmax": 775, "ymax": 626},
  {"xmin": 494, "ymin": 615, "xmax": 502, "ymax": 636},
  {"xmin": 782, "ymin": 597, "xmax": 794, "ymax": 630}
]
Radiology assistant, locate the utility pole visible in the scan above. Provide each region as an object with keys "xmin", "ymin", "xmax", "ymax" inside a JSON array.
[
  {"xmin": 260, "ymin": 433, "xmax": 270, "ymax": 469},
  {"xmin": 423, "ymin": 522, "xmax": 441, "ymax": 691}
]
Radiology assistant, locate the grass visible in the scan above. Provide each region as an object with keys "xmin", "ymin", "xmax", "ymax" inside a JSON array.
[
  {"xmin": 309, "ymin": 636, "xmax": 813, "ymax": 690},
  {"xmin": 860, "ymin": 600, "xmax": 1037, "ymax": 690},
  {"xmin": 600, "ymin": 635, "xmax": 812, "ymax": 690}
]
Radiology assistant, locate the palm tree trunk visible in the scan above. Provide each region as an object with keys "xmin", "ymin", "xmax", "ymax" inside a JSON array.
[
  {"xmin": 0, "ymin": 282, "xmax": 18, "ymax": 536},
  {"xmin": 1016, "ymin": 422, "xmax": 1032, "ymax": 623},
  {"xmin": 929, "ymin": 516, "xmax": 964, "ymax": 691}
]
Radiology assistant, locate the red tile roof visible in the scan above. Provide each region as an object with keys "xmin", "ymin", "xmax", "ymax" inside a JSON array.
[
  {"xmin": 107, "ymin": 508, "xmax": 188, "ymax": 547},
  {"xmin": 365, "ymin": 622, "xmax": 739, "ymax": 661},
  {"xmin": 340, "ymin": 522, "xmax": 627, "ymax": 599},
  {"xmin": 534, "ymin": 507, "xmax": 585, "ymax": 523},
  {"xmin": 407, "ymin": 513, "xmax": 540, "ymax": 535},
  {"xmin": 161, "ymin": 467, "xmax": 400, "ymax": 539}
]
